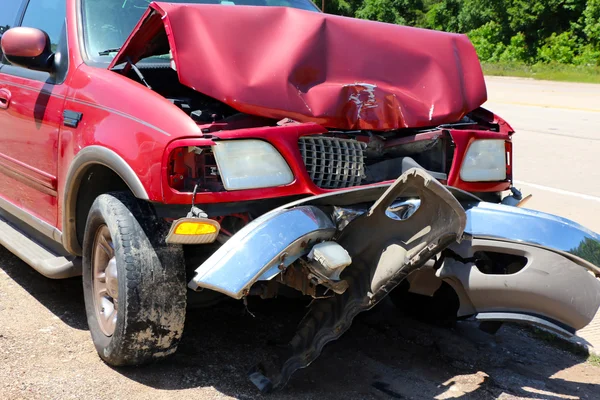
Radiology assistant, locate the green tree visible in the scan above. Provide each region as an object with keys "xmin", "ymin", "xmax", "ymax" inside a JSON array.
[
  {"xmin": 507, "ymin": 0, "xmax": 586, "ymax": 48},
  {"xmin": 323, "ymin": 0, "xmax": 360, "ymax": 16},
  {"xmin": 424, "ymin": 0, "xmax": 460, "ymax": 31},
  {"xmin": 583, "ymin": 0, "xmax": 600, "ymax": 46},
  {"xmin": 356, "ymin": 0, "xmax": 425, "ymax": 25},
  {"xmin": 468, "ymin": 21, "xmax": 506, "ymax": 62},
  {"xmin": 499, "ymin": 33, "xmax": 530, "ymax": 63},
  {"xmin": 538, "ymin": 31, "xmax": 579, "ymax": 63},
  {"xmin": 574, "ymin": 44, "xmax": 600, "ymax": 65},
  {"xmin": 457, "ymin": 0, "xmax": 509, "ymax": 33}
]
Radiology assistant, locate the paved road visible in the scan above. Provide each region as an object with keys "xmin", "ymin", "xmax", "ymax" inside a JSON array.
[
  {"xmin": 484, "ymin": 77, "xmax": 600, "ymax": 354},
  {"xmin": 484, "ymin": 77, "xmax": 600, "ymax": 232}
]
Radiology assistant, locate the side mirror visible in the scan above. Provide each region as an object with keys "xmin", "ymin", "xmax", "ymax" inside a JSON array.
[{"xmin": 1, "ymin": 27, "xmax": 54, "ymax": 72}]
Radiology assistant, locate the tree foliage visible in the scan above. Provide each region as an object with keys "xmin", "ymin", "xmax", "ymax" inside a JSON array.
[{"xmin": 323, "ymin": 0, "xmax": 600, "ymax": 66}]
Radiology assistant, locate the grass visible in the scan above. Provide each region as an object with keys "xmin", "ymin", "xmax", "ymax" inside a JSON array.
[
  {"xmin": 482, "ymin": 62, "xmax": 600, "ymax": 84},
  {"xmin": 589, "ymin": 353, "xmax": 600, "ymax": 367}
]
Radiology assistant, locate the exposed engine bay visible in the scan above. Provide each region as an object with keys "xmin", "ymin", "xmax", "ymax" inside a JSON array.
[{"xmin": 126, "ymin": 67, "xmax": 507, "ymax": 196}]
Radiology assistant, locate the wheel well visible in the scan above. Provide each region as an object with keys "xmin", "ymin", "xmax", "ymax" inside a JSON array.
[{"xmin": 74, "ymin": 165, "xmax": 131, "ymax": 248}]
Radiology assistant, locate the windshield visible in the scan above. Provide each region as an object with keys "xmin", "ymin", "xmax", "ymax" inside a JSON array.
[{"xmin": 82, "ymin": 0, "xmax": 320, "ymax": 63}]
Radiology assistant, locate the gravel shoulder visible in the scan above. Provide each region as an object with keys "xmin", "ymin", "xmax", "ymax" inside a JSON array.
[{"xmin": 1, "ymin": 246, "xmax": 599, "ymax": 399}]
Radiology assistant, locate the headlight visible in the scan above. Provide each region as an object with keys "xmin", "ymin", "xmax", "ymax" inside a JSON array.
[
  {"xmin": 460, "ymin": 139, "xmax": 507, "ymax": 182},
  {"xmin": 212, "ymin": 140, "xmax": 294, "ymax": 190}
]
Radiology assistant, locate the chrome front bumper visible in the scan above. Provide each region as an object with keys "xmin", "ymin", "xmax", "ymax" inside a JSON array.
[
  {"xmin": 464, "ymin": 201, "xmax": 600, "ymax": 276},
  {"xmin": 185, "ymin": 170, "xmax": 600, "ymax": 392},
  {"xmin": 187, "ymin": 206, "xmax": 336, "ymax": 298},
  {"xmin": 188, "ymin": 187, "xmax": 600, "ymax": 301}
]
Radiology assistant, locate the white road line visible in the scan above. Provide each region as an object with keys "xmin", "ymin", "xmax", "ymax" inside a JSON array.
[{"xmin": 514, "ymin": 180, "xmax": 600, "ymax": 203}]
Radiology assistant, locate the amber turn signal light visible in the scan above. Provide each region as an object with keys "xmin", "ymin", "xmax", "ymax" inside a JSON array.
[{"xmin": 166, "ymin": 218, "xmax": 220, "ymax": 244}]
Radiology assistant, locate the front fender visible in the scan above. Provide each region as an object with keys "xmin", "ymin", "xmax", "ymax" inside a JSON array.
[{"xmin": 61, "ymin": 146, "xmax": 150, "ymax": 254}]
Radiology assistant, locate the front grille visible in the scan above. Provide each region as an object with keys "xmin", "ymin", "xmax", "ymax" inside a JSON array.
[{"xmin": 299, "ymin": 136, "xmax": 366, "ymax": 189}]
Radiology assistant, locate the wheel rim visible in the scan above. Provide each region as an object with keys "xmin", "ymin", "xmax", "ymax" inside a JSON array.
[{"xmin": 92, "ymin": 225, "xmax": 118, "ymax": 337}]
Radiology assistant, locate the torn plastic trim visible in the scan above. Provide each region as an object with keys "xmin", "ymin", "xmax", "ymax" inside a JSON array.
[
  {"xmin": 464, "ymin": 201, "xmax": 600, "ymax": 276},
  {"xmin": 334, "ymin": 198, "xmax": 600, "ymax": 276},
  {"xmin": 187, "ymin": 206, "xmax": 335, "ymax": 298},
  {"xmin": 333, "ymin": 198, "xmax": 421, "ymax": 230},
  {"xmin": 250, "ymin": 168, "xmax": 467, "ymax": 392}
]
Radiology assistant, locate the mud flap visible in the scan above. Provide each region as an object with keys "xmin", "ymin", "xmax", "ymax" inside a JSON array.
[{"xmin": 249, "ymin": 169, "xmax": 466, "ymax": 392}]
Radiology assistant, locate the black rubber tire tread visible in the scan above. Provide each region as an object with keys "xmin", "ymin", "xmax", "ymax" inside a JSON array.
[{"xmin": 82, "ymin": 192, "xmax": 186, "ymax": 366}]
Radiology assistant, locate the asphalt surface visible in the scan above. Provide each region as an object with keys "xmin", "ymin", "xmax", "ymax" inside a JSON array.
[
  {"xmin": 484, "ymin": 77, "xmax": 600, "ymax": 232},
  {"xmin": 1, "ymin": 77, "xmax": 600, "ymax": 399}
]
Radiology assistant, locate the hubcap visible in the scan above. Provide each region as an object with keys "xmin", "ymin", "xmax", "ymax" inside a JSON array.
[{"xmin": 92, "ymin": 225, "xmax": 118, "ymax": 336}]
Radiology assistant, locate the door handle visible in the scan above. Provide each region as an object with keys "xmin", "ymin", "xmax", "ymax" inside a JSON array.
[{"xmin": 0, "ymin": 88, "xmax": 11, "ymax": 110}]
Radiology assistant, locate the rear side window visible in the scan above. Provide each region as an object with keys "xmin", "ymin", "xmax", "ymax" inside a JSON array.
[
  {"xmin": 0, "ymin": 0, "xmax": 22, "ymax": 63},
  {"xmin": 21, "ymin": 0, "xmax": 66, "ymax": 52}
]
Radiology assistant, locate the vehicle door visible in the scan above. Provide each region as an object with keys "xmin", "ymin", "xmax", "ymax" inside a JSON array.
[{"xmin": 0, "ymin": 0, "xmax": 68, "ymax": 235}]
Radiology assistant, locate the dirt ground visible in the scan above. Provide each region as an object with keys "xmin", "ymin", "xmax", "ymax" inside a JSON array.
[{"xmin": 1, "ymin": 245, "xmax": 599, "ymax": 400}]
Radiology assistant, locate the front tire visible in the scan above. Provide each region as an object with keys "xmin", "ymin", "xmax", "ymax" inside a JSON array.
[{"xmin": 82, "ymin": 192, "xmax": 186, "ymax": 366}]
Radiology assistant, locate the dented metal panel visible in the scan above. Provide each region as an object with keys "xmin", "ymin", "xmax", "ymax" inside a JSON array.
[{"xmin": 110, "ymin": 3, "xmax": 487, "ymax": 131}]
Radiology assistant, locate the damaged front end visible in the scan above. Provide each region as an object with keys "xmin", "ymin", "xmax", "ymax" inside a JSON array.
[
  {"xmin": 187, "ymin": 169, "xmax": 600, "ymax": 392},
  {"xmin": 190, "ymin": 168, "xmax": 463, "ymax": 390}
]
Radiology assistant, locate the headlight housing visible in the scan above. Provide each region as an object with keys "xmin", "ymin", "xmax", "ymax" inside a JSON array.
[
  {"xmin": 460, "ymin": 139, "xmax": 507, "ymax": 182},
  {"xmin": 213, "ymin": 140, "xmax": 294, "ymax": 190}
]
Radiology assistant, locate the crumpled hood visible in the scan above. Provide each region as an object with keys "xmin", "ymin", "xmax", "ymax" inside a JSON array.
[{"xmin": 110, "ymin": 2, "xmax": 487, "ymax": 130}]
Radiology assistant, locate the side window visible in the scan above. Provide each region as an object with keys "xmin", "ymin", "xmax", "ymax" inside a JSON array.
[
  {"xmin": 0, "ymin": 0, "xmax": 23, "ymax": 64},
  {"xmin": 21, "ymin": 0, "xmax": 67, "ymax": 53}
]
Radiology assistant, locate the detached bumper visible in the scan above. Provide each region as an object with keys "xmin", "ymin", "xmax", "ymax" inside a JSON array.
[
  {"xmin": 464, "ymin": 201, "xmax": 600, "ymax": 276},
  {"xmin": 436, "ymin": 201, "xmax": 600, "ymax": 334},
  {"xmin": 185, "ymin": 170, "xmax": 600, "ymax": 392}
]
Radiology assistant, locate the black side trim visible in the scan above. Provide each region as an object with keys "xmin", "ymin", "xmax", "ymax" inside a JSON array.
[{"xmin": 63, "ymin": 109, "xmax": 83, "ymax": 127}]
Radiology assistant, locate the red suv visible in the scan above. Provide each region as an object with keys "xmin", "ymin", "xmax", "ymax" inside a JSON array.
[{"xmin": 2, "ymin": 0, "xmax": 599, "ymax": 392}]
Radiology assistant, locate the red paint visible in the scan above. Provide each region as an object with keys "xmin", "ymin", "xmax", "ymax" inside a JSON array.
[
  {"xmin": 0, "ymin": 27, "xmax": 48, "ymax": 58},
  {"xmin": 0, "ymin": 74, "xmax": 66, "ymax": 225},
  {"xmin": 0, "ymin": 0, "xmax": 512, "ymax": 243},
  {"xmin": 111, "ymin": 3, "xmax": 487, "ymax": 131}
]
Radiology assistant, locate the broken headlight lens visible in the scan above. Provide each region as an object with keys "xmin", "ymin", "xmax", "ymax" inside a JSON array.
[
  {"xmin": 212, "ymin": 140, "xmax": 294, "ymax": 190},
  {"xmin": 460, "ymin": 139, "xmax": 507, "ymax": 182}
]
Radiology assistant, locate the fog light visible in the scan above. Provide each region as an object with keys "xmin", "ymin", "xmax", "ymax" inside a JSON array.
[{"xmin": 166, "ymin": 218, "xmax": 220, "ymax": 244}]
